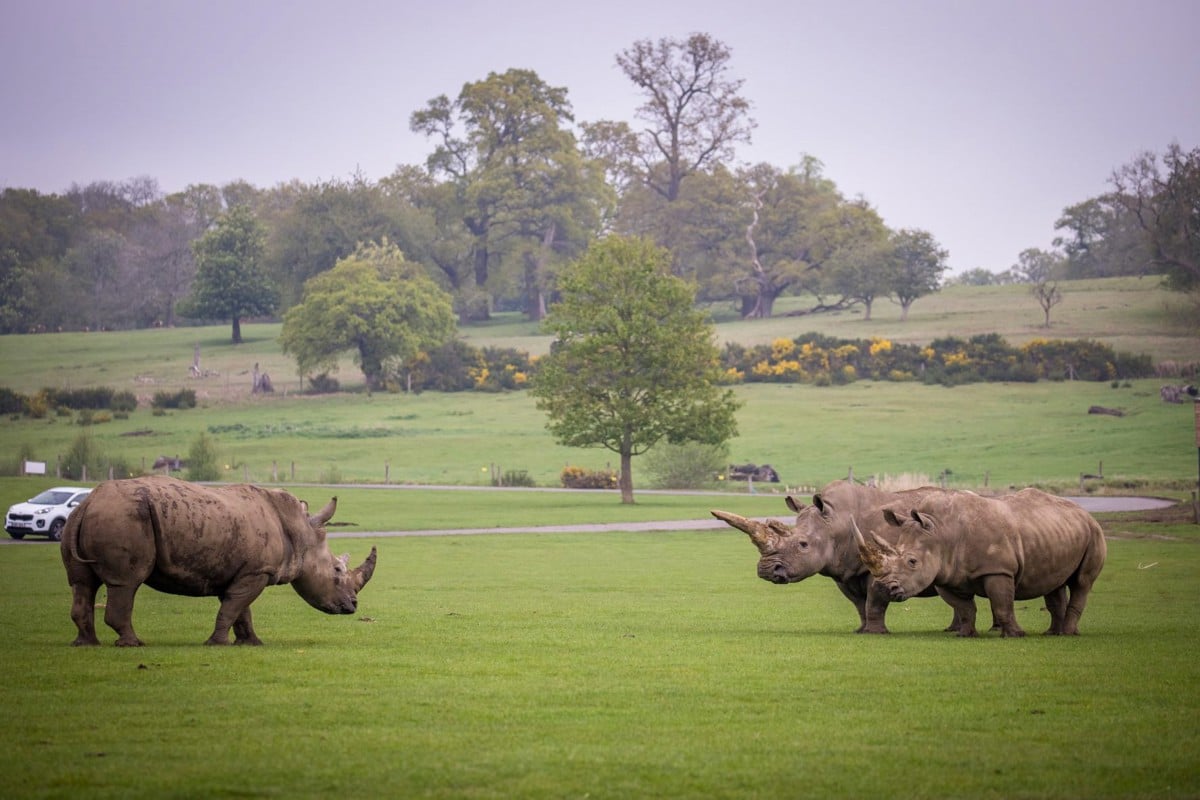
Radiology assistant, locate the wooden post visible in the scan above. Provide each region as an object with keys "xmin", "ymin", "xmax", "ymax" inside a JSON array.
[
  {"xmin": 272, "ymin": 460, "xmax": 278, "ymax": 482},
  {"xmin": 385, "ymin": 461, "xmax": 390, "ymax": 484}
]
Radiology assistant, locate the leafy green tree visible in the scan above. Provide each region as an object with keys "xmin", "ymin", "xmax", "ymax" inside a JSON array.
[
  {"xmin": 530, "ymin": 236, "xmax": 740, "ymax": 504},
  {"xmin": 411, "ymin": 68, "xmax": 605, "ymax": 320},
  {"xmin": 181, "ymin": 205, "xmax": 275, "ymax": 344},
  {"xmin": 279, "ymin": 240, "xmax": 456, "ymax": 391},
  {"xmin": 888, "ymin": 228, "xmax": 949, "ymax": 320}
]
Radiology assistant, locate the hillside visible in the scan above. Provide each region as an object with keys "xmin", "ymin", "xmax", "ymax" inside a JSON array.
[{"xmin": 0, "ymin": 276, "xmax": 1195, "ymax": 399}]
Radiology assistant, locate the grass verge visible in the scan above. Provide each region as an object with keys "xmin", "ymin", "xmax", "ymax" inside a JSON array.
[{"xmin": 2, "ymin": 522, "xmax": 1197, "ymax": 799}]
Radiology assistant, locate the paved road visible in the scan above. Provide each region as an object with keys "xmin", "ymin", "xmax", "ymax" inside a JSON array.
[
  {"xmin": 326, "ymin": 495, "xmax": 1180, "ymax": 539},
  {"xmin": 2, "ymin": 494, "xmax": 1180, "ymax": 544}
]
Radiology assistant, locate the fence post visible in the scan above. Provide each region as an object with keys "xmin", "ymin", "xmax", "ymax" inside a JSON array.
[{"xmin": 385, "ymin": 461, "xmax": 390, "ymax": 484}]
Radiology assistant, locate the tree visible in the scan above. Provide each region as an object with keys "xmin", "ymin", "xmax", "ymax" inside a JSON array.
[
  {"xmin": 1014, "ymin": 247, "xmax": 1064, "ymax": 328},
  {"xmin": 615, "ymin": 33, "xmax": 755, "ymax": 202},
  {"xmin": 411, "ymin": 68, "xmax": 604, "ymax": 320},
  {"xmin": 182, "ymin": 205, "xmax": 275, "ymax": 344},
  {"xmin": 279, "ymin": 240, "xmax": 456, "ymax": 391},
  {"xmin": 888, "ymin": 228, "xmax": 949, "ymax": 320},
  {"xmin": 1109, "ymin": 142, "xmax": 1200, "ymax": 292},
  {"xmin": 530, "ymin": 236, "xmax": 740, "ymax": 504}
]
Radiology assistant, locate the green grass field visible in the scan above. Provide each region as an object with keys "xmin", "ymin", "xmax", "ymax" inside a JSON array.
[
  {"xmin": 0, "ymin": 275, "xmax": 1198, "ymax": 798},
  {"xmin": 2, "ymin": 526, "xmax": 1197, "ymax": 799}
]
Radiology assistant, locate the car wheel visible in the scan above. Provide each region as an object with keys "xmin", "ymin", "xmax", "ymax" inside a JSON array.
[
  {"xmin": 8, "ymin": 530, "xmax": 25, "ymax": 540},
  {"xmin": 48, "ymin": 519, "xmax": 65, "ymax": 542}
]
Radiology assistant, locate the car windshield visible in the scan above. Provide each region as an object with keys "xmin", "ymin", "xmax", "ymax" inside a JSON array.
[{"xmin": 28, "ymin": 490, "xmax": 75, "ymax": 505}]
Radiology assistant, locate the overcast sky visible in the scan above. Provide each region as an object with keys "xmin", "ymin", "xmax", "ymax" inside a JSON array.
[{"xmin": 3, "ymin": 0, "xmax": 1197, "ymax": 274}]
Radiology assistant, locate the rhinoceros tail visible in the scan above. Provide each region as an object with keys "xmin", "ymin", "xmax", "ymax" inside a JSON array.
[{"xmin": 61, "ymin": 494, "xmax": 96, "ymax": 564}]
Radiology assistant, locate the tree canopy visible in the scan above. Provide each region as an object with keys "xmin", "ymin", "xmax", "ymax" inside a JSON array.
[
  {"xmin": 530, "ymin": 235, "xmax": 740, "ymax": 504},
  {"xmin": 279, "ymin": 240, "xmax": 457, "ymax": 391},
  {"xmin": 181, "ymin": 204, "xmax": 275, "ymax": 344}
]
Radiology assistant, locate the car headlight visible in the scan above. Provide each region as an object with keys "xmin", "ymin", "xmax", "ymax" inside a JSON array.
[{"xmin": 34, "ymin": 507, "xmax": 53, "ymax": 515}]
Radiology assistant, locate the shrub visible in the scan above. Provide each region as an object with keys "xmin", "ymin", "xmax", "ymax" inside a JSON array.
[
  {"xmin": 560, "ymin": 465, "xmax": 619, "ymax": 490},
  {"xmin": 0, "ymin": 387, "xmax": 25, "ymax": 415},
  {"xmin": 306, "ymin": 373, "xmax": 340, "ymax": 394},
  {"xmin": 152, "ymin": 389, "xmax": 197, "ymax": 409},
  {"xmin": 645, "ymin": 442, "xmax": 729, "ymax": 490},
  {"xmin": 185, "ymin": 432, "xmax": 221, "ymax": 482},
  {"xmin": 496, "ymin": 469, "xmax": 535, "ymax": 487},
  {"xmin": 111, "ymin": 391, "xmax": 138, "ymax": 412},
  {"xmin": 61, "ymin": 431, "xmax": 101, "ymax": 481}
]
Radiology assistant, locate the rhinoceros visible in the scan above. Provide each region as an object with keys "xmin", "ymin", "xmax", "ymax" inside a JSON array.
[
  {"xmin": 712, "ymin": 480, "xmax": 974, "ymax": 634},
  {"xmin": 61, "ymin": 476, "xmax": 377, "ymax": 647},
  {"xmin": 853, "ymin": 488, "xmax": 1106, "ymax": 637}
]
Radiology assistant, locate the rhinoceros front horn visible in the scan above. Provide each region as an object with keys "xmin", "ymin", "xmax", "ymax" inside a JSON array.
[
  {"xmin": 711, "ymin": 510, "xmax": 775, "ymax": 552},
  {"xmin": 353, "ymin": 546, "xmax": 378, "ymax": 591},
  {"xmin": 851, "ymin": 518, "xmax": 889, "ymax": 576}
]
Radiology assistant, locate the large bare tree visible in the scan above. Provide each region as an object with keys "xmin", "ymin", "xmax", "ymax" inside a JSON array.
[{"xmin": 616, "ymin": 33, "xmax": 755, "ymax": 202}]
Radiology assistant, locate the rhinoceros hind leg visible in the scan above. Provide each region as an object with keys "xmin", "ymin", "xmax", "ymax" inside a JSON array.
[
  {"xmin": 103, "ymin": 585, "xmax": 144, "ymax": 647},
  {"xmin": 232, "ymin": 608, "xmax": 263, "ymax": 646},
  {"xmin": 1043, "ymin": 586, "xmax": 1069, "ymax": 635},
  {"xmin": 68, "ymin": 575, "xmax": 102, "ymax": 646}
]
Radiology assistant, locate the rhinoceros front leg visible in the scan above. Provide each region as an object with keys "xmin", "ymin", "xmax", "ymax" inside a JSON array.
[
  {"xmin": 833, "ymin": 579, "xmax": 872, "ymax": 633},
  {"xmin": 207, "ymin": 575, "xmax": 270, "ymax": 646},
  {"xmin": 103, "ymin": 584, "xmax": 145, "ymax": 647},
  {"xmin": 938, "ymin": 589, "xmax": 979, "ymax": 637},
  {"xmin": 860, "ymin": 581, "xmax": 893, "ymax": 634},
  {"xmin": 982, "ymin": 574, "xmax": 1026, "ymax": 638},
  {"xmin": 68, "ymin": 574, "xmax": 102, "ymax": 646}
]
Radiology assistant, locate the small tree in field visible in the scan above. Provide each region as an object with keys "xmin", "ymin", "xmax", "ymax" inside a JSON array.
[{"xmin": 530, "ymin": 236, "xmax": 740, "ymax": 504}]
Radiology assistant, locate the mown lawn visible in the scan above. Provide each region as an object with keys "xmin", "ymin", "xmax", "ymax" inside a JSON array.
[{"xmin": 2, "ymin": 522, "xmax": 1197, "ymax": 799}]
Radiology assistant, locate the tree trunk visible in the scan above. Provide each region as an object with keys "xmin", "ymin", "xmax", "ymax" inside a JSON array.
[
  {"xmin": 231, "ymin": 316, "xmax": 243, "ymax": 344},
  {"xmin": 863, "ymin": 298, "xmax": 873, "ymax": 321},
  {"xmin": 619, "ymin": 431, "xmax": 635, "ymax": 504}
]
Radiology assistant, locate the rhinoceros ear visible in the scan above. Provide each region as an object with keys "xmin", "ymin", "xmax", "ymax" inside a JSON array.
[
  {"xmin": 882, "ymin": 509, "xmax": 905, "ymax": 527},
  {"xmin": 785, "ymin": 495, "xmax": 805, "ymax": 513},
  {"xmin": 910, "ymin": 510, "xmax": 934, "ymax": 531},
  {"xmin": 812, "ymin": 494, "xmax": 834, "ymax": 518},
  {"xmin": 310, "ymin": 496, "xmax": 337, "ymax": 526}
]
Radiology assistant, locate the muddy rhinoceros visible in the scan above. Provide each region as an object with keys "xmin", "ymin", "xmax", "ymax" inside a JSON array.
[
  {"xmin": 61, "ymin": 476, "xmax": 377, "ymax": 647},
  {"xmin": 712, "ymin": 480, "xmax": 973, "ymax": 634},
  {"xmin": 853, "ymin": 488, "xmax": 1106, "ymax": 637}
]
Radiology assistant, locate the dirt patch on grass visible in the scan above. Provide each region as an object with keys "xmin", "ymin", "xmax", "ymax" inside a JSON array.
[{"xmin": 1098, "ymin": 501, "xmax": 1199, "ymax": 541}]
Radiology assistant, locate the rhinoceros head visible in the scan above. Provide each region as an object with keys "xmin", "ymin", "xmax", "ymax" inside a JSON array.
[
  {"xmin": 711, "ymin": 493, "xmax": 839, "ymax": 584},
  {"xmin": 851, "ymin": 509, "xmax": 938, "ymax": 602},
  {"xmin": 290, "ymin": 496, "xmax": 378, "ymax": 614}
]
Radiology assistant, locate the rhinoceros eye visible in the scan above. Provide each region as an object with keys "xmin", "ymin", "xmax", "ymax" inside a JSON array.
[{"xmin": 906, "ymin": 557, "xmax": 918, "ymax": 568}]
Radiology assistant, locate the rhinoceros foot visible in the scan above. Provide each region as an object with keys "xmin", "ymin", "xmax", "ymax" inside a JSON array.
[
  {"xmin": 114, "ymin": 636, "xmax": 144, "ymax": 647},
  {"xmin": 71, "ymin": 636, "xmax": 101, "ymax": 647}
]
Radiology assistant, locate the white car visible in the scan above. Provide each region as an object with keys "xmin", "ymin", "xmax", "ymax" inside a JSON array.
[{"xmin": 5, "ymin": 487, "xmax": 91, "ymax": 541}]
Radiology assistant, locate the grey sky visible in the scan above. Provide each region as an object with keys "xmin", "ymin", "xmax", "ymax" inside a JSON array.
[{"xmin": 2, "ymin": 0, "xmax": 1197, "ymax": 274}]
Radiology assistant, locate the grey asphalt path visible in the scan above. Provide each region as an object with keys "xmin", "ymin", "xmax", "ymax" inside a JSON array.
[
  {"xmin": 1, "ymin": 493, "xmax": 1179, "ymax": 544},
  {"xmin": 327, "ymin": 495, "xmax": 1180, "ymax": 539}
]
